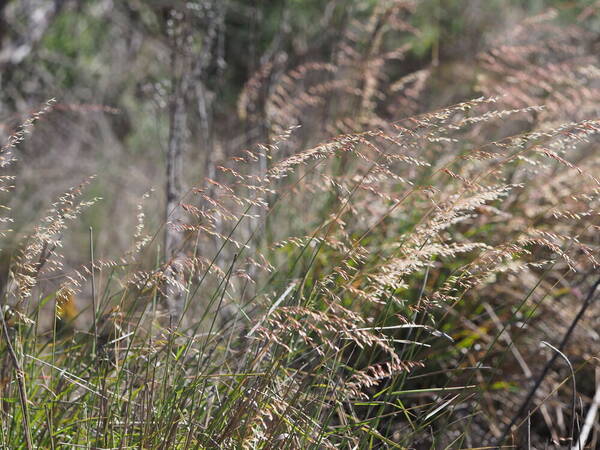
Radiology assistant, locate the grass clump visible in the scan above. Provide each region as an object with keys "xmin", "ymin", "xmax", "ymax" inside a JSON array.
[
  {"xmin": 1, "ymin": 4, "xmax": 599, "ymax": 449},
  {"xmin": 1, "ymin": 94, "xmax": 599, "ymax": 448}
]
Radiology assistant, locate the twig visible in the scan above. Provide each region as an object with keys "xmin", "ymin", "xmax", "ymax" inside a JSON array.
[
  {"xmin": 484, "ymin": 302, "xmax": 560, "ymax": 442},
  {"xmin": 497, "ymin": 277, "xmax": 600, "ymax": 446},
  {"xmin": 540, "ymin": 341, "xmax": 577, "ymax": 444},
  {"xmin": 572, "ymin": 368, "xmax": 600, "ymax": 450}
]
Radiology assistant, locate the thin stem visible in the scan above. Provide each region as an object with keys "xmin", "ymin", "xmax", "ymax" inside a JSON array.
[
  {"xmin": 90, "ymin": 226, "xmax": 98, "ymax": 355},
  {"xmin": 0, "ymin": 309, "xmax": 33, "ymax": 450}
]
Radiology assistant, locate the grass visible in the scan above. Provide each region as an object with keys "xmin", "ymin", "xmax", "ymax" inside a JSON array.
[
  {"xmin": 1, "ymin": 5, "xmax": 600, "ymax": 449},
  {"xmin": 1, "ymin": 95, "xmax": 599, "ymax": 448}
]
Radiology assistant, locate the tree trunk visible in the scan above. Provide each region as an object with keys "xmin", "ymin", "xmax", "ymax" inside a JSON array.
[{"xmin": 164, "ymin": 12, "xmax": 190, "ymax": 327}]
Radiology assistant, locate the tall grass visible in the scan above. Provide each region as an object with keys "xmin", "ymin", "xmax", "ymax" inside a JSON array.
[
  {"xmin": 1, "ymin": 5, "xmax": 600, "ymax": 450},
  {"xmin": 1, "ymin": 94, "xmax": 599, "ymax": 448}
]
